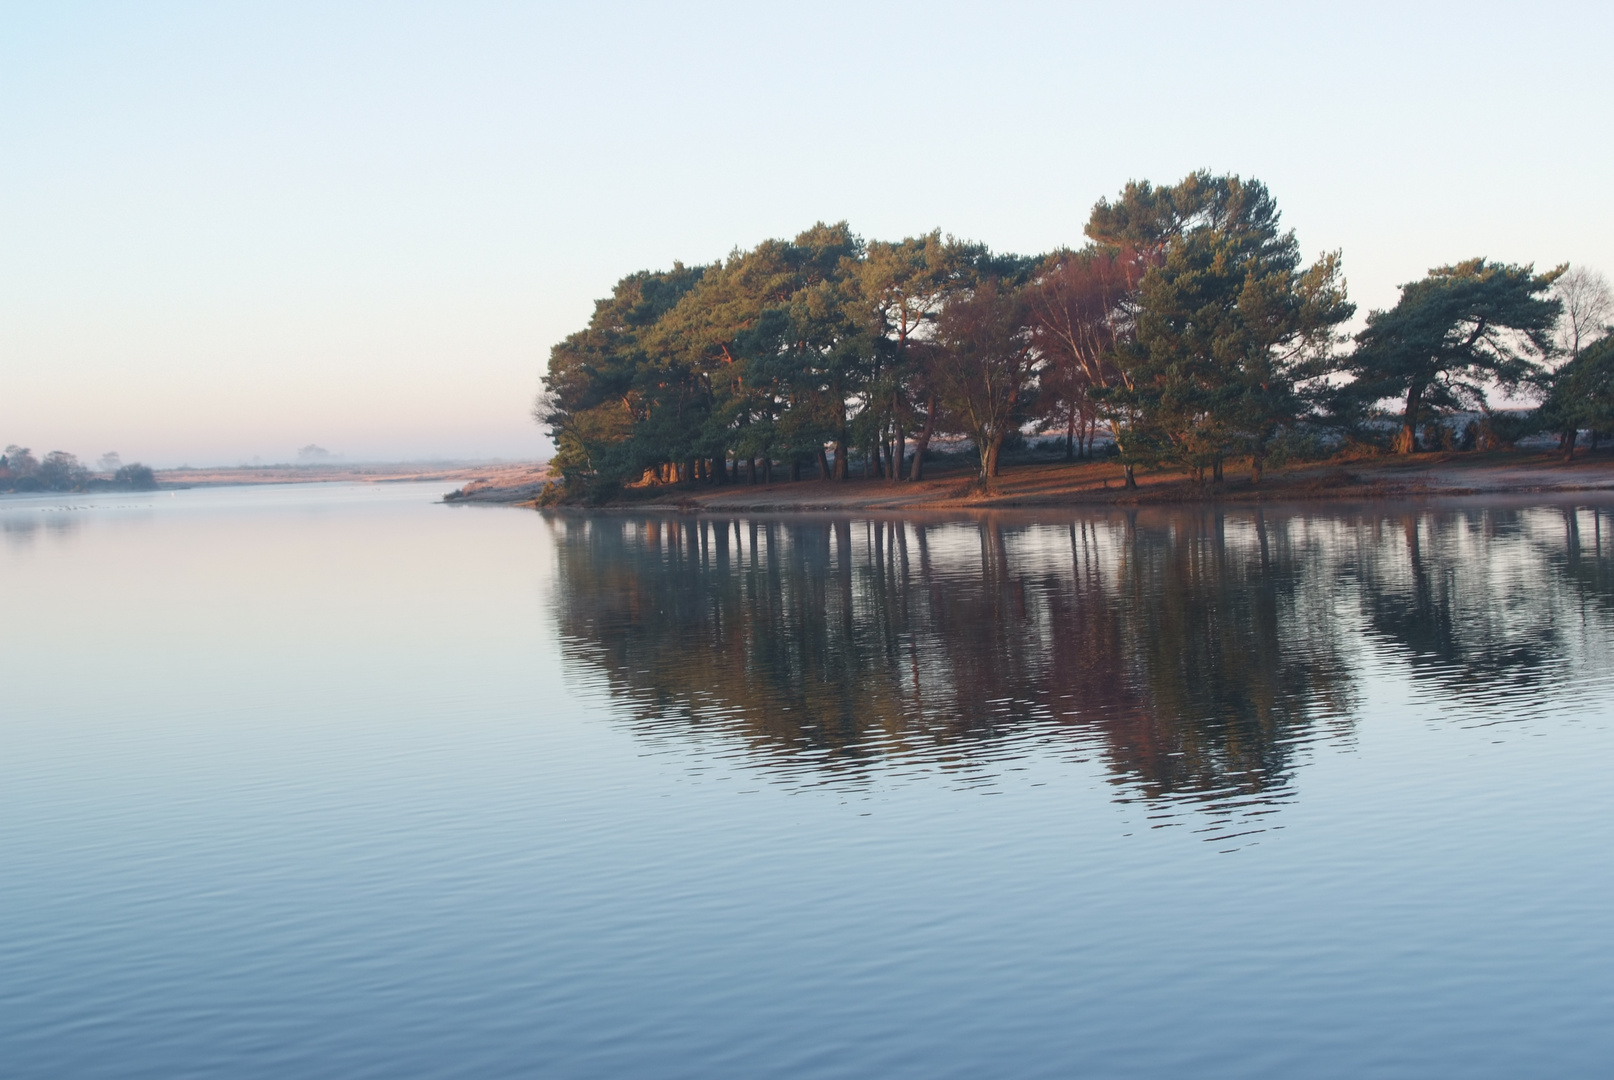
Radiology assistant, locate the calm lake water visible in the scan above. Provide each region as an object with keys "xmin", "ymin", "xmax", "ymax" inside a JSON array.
[{"xmin": 3, "ymin": 482, "xmax": 1613, "ymax": 1078}]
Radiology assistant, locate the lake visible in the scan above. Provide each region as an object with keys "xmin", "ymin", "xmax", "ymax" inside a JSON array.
[{"xmin": 3, "ymin": 482, "xmax": 1612, "ymax": 1078}]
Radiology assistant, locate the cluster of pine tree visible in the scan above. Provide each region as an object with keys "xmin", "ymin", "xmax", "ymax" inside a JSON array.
[{"xmin": 540, "ymin": 171, "xmax": 1595, "ymax": 499}]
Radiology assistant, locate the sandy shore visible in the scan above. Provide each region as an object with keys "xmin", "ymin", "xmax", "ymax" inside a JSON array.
[
  {"xmin": 511, "ymin": 449, "xmax": 1614, "ymax": 512},
  {"xmin": 153, "ymin": 461, "xmax": 550, "ymax": 499}
]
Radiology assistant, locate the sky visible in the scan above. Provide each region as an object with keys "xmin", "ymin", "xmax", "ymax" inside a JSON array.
[{"xmin": 2, "ymin": 1, "xmax": 1610, "ymax": 466}]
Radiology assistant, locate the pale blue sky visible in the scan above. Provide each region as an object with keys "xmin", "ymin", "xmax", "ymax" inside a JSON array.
[{"xmin": 2, "ymin": 1, "xmax": 1609, "ymax": 465}]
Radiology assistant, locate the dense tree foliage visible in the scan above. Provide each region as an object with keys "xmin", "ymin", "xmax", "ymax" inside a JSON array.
[
  {"xmin": 1083, "ymin": 174, "xmax": 1352, "ymax": 484},
  {"xmin": 538, "ymin": 172, "xmax": 1600, "ymax": 497},
  {"xmin": 1538, "ymin": 333, "xmax": 1614, "ymax": 459},
  {"xmin": 1346, "ymin": 259, "xmax": 1563, "ymax": 453},
  {"xmin": 1, "ymin": 446, "xmax": 156, "ymax": 492}
]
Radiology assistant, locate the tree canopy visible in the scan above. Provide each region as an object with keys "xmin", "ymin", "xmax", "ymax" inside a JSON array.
[
  {"xmin": 1346, "ymin": 258, "xmax": 1563, "ymax": 453},
  {"xmin": 1083, "ymin": 173, "xmax": 1352, "ymax": 483},
  {"xmin": 537, "ymin": 172, "xmax": 1595, "ymax": 498},
  {"xmin": 1538, "ymin": 333, "xmax": 1614, "ymax": 459}
]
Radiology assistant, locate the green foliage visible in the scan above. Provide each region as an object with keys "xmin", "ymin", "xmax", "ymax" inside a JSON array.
[
  {"xmin": 1345, "ymin": 258, "xmax": 1564, "ymax": 452},
  {"xmin": 537, "ymin": 176, "xmax": 1583, "ymax": 497},
  {"xmin": 539, "ymin": 222, "xmax": 1032, "ymax": 495},
  {"xmin": 1536, "ymin": 334, "xmax": 1614, "ymax": 455},
  {"xmin": 1477, "ymin": 411, "xmax": 1540, "ymax": 450},
  {"xmin": 1085, "ymin": 172, "xmax": 1353, "ymax": 480},
  {"xmin": 1262, "ymin": 427, "xmax": 1334, "ymax": 469},
  {"xmin": 537, "ymin": 262, "xmax": 709, "ymax": 490}
]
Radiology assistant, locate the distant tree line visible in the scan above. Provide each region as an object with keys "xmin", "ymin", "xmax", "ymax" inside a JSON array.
[
  {"xmin": 529, "ymin": 170, "xmax": 1606, "ymax": 497},
  {"xmin": 1, "ymin": 447, "xmax": 156, "ymax": 492}
]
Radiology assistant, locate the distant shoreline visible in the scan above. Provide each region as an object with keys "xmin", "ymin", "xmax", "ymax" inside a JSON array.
[
  {"xmin": 152, "ymin": 461, "xmax": 551, "ymax": 497},
  {"xmin": 13, "ymin": 454, "xmax": 1603, "ymax": 512}
]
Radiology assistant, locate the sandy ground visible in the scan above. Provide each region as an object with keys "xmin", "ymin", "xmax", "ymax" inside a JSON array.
[
  {"xmin": 514, "ymin": 448, "xmax": 1614, "ymax": 512},
  {"xmin": 155, "ymin": 461, "xmax": 550, "ymax": 500}
]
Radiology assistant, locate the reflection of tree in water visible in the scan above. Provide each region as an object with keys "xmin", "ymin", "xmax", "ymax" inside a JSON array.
[
  {"xmin": 1351, "ymin": 505, "xmax": 1614, "ymax": 709},
  {"xmin": 548, "ymin": 510, "xmax": 1358, "ymax": 812},
  {"xmin": 0, "ymin": 510, "xmax": 80, "ymax": 548},
  {"xmin": 1537, "ymin": 506, "xmax": 1614, "ymax": 615},
  {"xmin": 550, "ymin": 502, "xmax": 1614, "ymax": 816}
]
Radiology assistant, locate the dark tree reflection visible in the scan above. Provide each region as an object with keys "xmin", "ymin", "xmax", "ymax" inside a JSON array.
[
  {"xmin": 1351, "ymin": 504, "xmax": 1614, "ymax": 706},
  {"xmin": 548, "ymin": 503, "xmax": 1614, "ymax": 817},
  {"xmin": 551, "ymin": 508, "xmax": 1356, "ymax": 804}
]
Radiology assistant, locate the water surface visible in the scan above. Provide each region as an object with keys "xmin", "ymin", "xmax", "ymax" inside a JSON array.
[{"xmin": 3, "ymin": 484, "xmax": 1612, "ymax": 1077}]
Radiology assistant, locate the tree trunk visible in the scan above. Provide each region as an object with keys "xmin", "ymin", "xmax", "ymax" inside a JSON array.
[
  {"xmin": 747, "ymin": 457, "xmax": 757, "ymax": 483},
  {"xmin": 1562, "ymin": 429, "xmax": 1578, "ymax": 462},
  {"xmin": 763, "ymin": 457, "xmax": 773, "ymax": 483},
  {"xmin": 1065, "ymin": 405, "xmax": 1076, "ymax": 462},
  {"xmin": 980, "ymin": 432, "xmax": 1004, "ymax": 482},
  {"xmin": 1251, "ymin": 454, "xmax": 1263, "ymax": 485},
  {"xmin": 909, "ymin": 395, "xmax": 937, "ymax": 481},
  {"xmin": 818, "ymin": 447, "xmax": 831, "ymax": 481},
  {"xmin": 1395, "ymin": 384, "xmax": 1424, "ymax": 454},
  {"xmin": 833, "ymin": 439, "xmax": 848, "ymax": 481},
  {"xmin": 1124, "ymin": 463, "xmax": 1137, "ymax": 489}
]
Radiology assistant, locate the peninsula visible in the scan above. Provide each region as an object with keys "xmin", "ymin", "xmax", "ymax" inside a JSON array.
[{"xmin": 530, "ymin": 172, "xmax": 1612, "ymax": 512}]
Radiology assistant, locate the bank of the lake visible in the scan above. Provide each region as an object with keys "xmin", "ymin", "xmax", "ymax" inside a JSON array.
[{"xmin": 491, "ymin": 449, "xmax": 1614, "ymax": 513}]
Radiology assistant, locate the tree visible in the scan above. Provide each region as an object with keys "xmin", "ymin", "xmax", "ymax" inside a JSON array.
[
  {"xmin": 4, "ymin": 445, "xmax": 38, "ymax": 474},
  {"xmin": 538, "ymin": 225, "xmax": 877, "ymax": 495},
  {"xmin": 1025, "ymin": 247, "xmax": 1147, "ymax": 465},
  {"xmin": 1086, "ymin": 173, "xmax": 1352, "ymax": 482},
  {"xmin": 854, "ymin": 233, "xmax": 980, "ymax": 480},
  {"xmin": 1537, "ymin": 333, "xmax": 1614, "ymax": 459},
  {"xmin": 1553, "ymin": 265, "xmax": 1613, "ymax": 361},
  {"xmin": 1348, "ymin": 258, "xmax": 1563, "ymax": 453},
  {"xmin": 932, "ymin": 279, "xmax": 1038, "ymax": 484},
  {"xmin": 661, "ymin": 223, "xmax": 864, "ymax": 482},
  {"xmin": 38, "ymin": 451, "xmax": 89, "ymax": 491},
  {"xmin": 113, "ymin": 463, "xmax": 158, "ymax": 490},
  {"xmin": 538, "ymin": 263, "xmax": 709, "ymax": 493}
]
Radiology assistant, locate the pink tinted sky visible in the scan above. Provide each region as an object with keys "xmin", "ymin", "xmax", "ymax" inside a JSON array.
[{"xmin": 2, "ymin": 1, "xmax": 1610, "ymax": 466}]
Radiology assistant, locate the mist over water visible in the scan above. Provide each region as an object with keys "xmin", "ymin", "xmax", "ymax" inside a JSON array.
[{"xmin": 3, "ymin": 485, "xmax": 1612, "ymax": 1078}]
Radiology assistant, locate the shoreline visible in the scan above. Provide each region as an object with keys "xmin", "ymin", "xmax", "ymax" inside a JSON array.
[
  {"xmin": 507, "ymin": 449, "xmax": 1614, "ymax": 513},
  {"xmin": 152, "ymin": 461, "xmax": 550, "ymax": 490},
  {"xmin": 3, "ymin": 462, "xmax": 553, "ymax": 501}
]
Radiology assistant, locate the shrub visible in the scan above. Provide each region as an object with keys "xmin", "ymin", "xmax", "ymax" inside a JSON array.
[
  {"xmin": 113, "ymin": 463, "xmax": 158, "ymax": 490},
  {"xmin": 1264, "ymin": 427, "xmax": 1333, "ymax": 469},
  {"xmin": 1477, "ymin": 411, "xmax": 1538, "ymax": 450}
]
